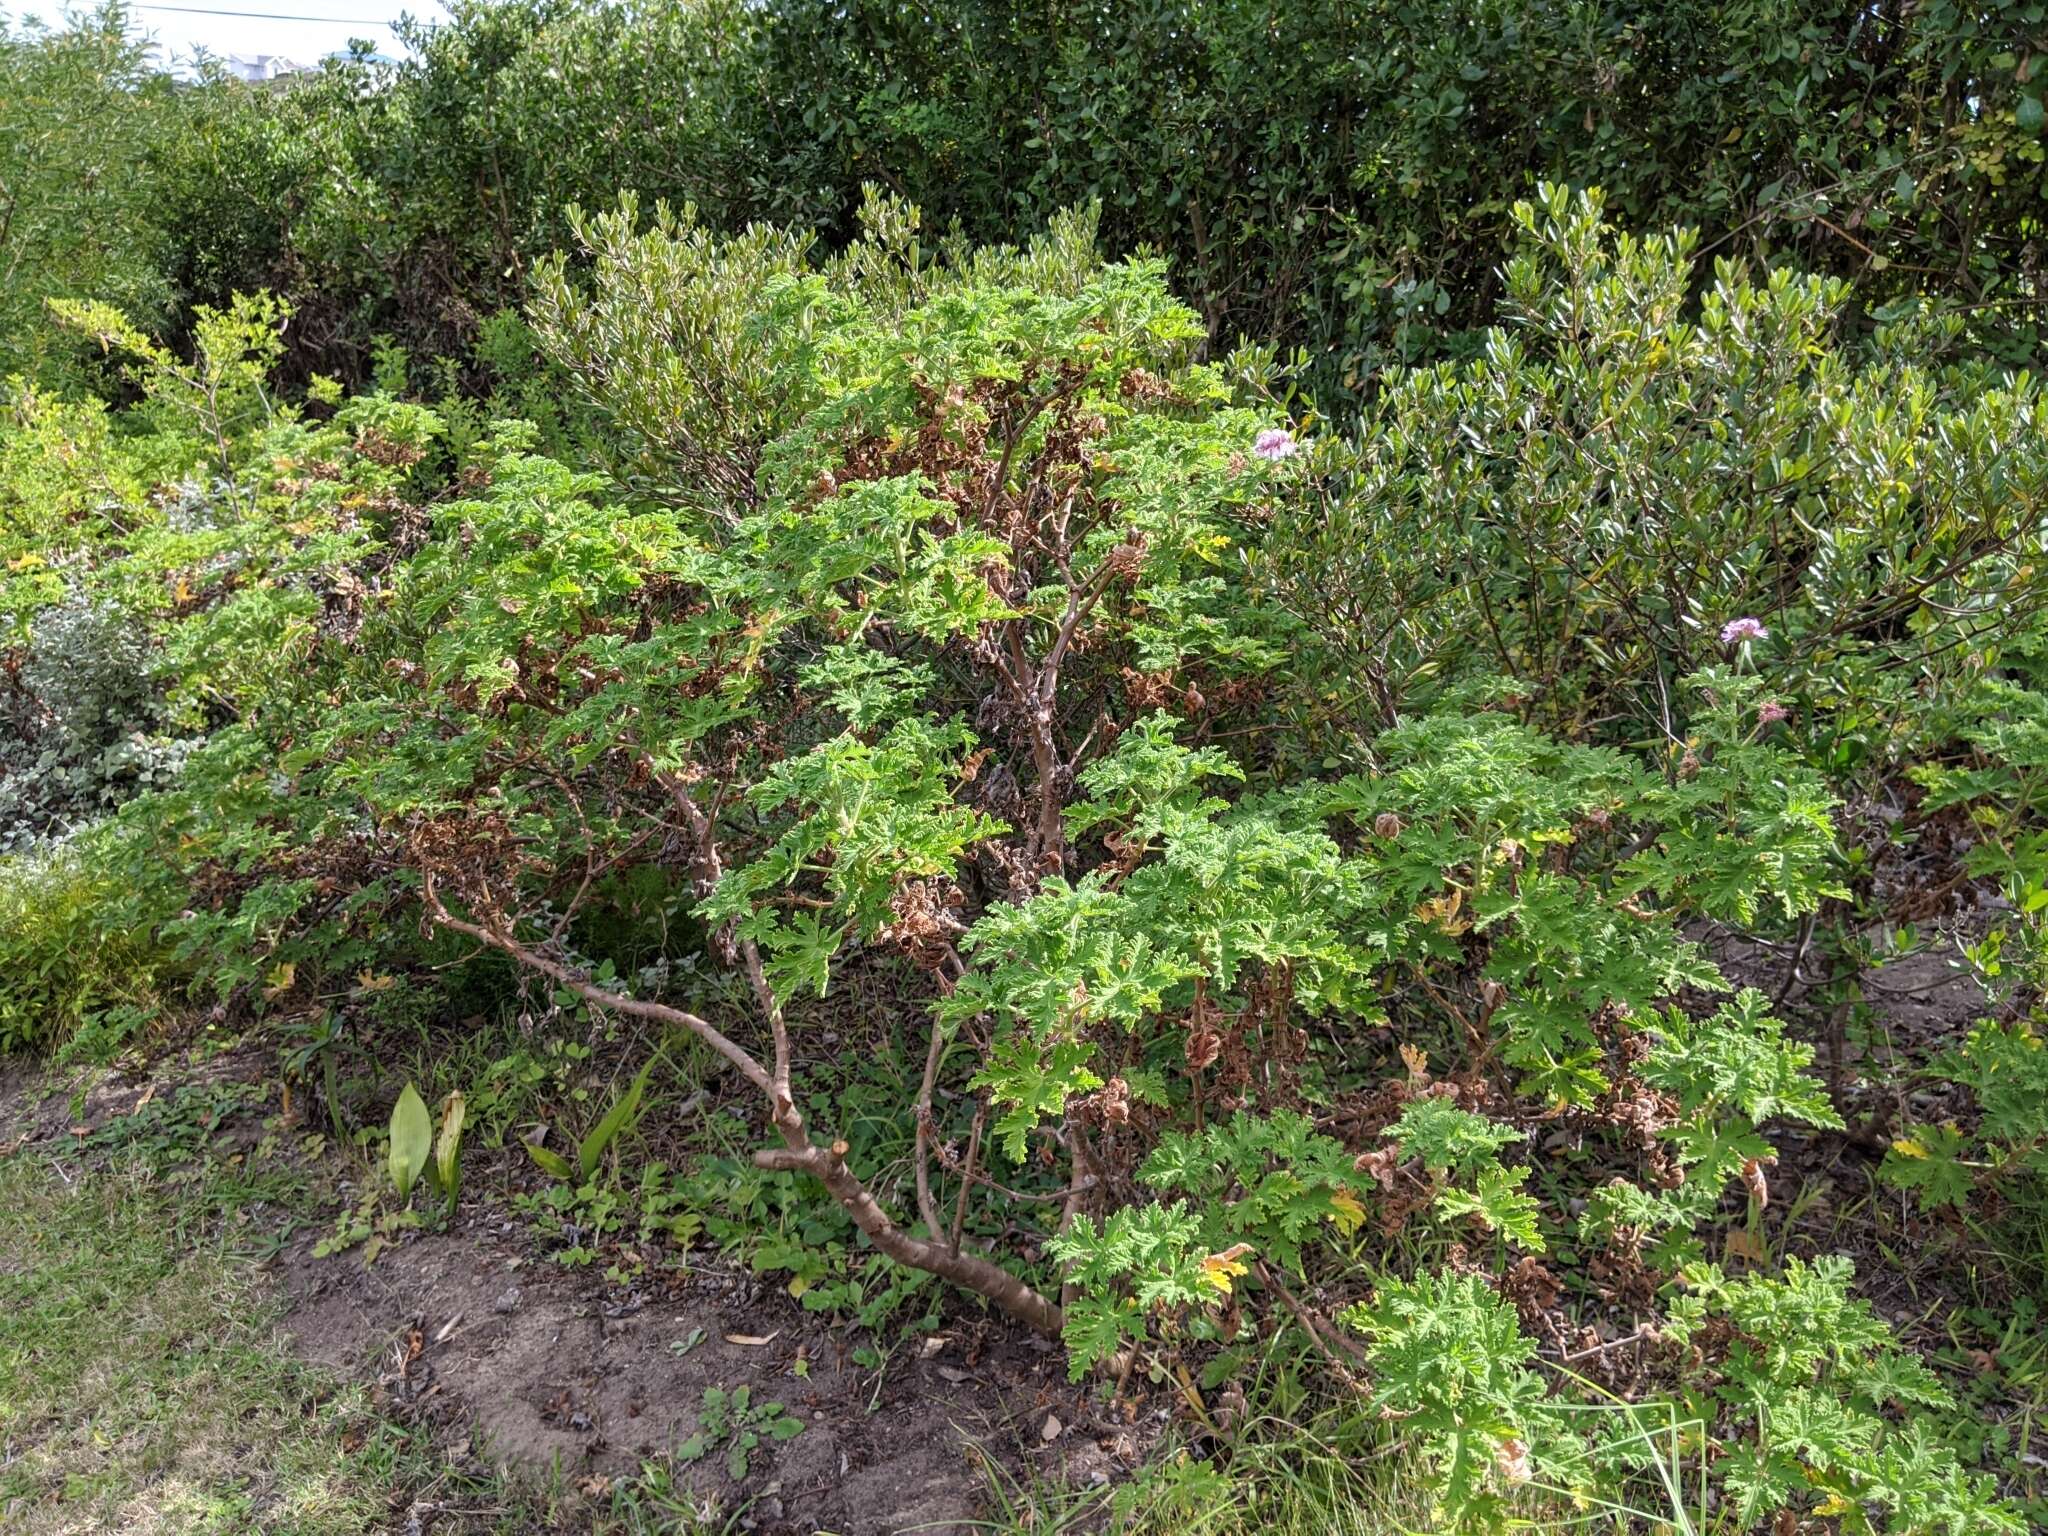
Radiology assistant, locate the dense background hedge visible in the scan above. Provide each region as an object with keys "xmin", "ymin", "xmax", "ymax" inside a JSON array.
[{"xmin": 13, "ymin": 0, "xmax": 2041, "ymax": 394}]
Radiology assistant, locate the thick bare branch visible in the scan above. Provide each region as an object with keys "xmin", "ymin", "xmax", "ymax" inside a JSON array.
[
  {"xmin": 754, "ymin": 1139, "xmax": 1061, "ymax": 1335},
  {"xmin": 420, "ymin": 876, "xmax": 1064, "ymax": 1337},
  {"xmin": 422, "ymin": 878, "xmax": 774, "ymax": 1099}
]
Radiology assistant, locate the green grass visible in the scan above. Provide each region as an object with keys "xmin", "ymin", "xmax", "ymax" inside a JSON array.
[
  {"xmin": 0, "ymin": 1091, "xmax": 1722, "ymax": 1536},
  {"xmin": 0, "ymin": 1140, "xmax": 896, "ymax": 1536},
  {"xmin": 0, "ymin": 1144, "xmax": 1529, "ymax": 1536},
  {"xmin": 0, "ymin": 1150, "xmax": 529, "ymax": 1535}
]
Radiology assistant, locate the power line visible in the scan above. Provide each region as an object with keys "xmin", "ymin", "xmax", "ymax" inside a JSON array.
[{"xmin": 130, "ymin": 3, "xmax": 411, "ymax": 22}]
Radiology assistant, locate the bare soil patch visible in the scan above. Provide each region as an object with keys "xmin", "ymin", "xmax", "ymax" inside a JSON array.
[
  {"xmin": 0, "ymin": 1050, "xmax": 1126, "ymax": 1535},
  {"xmin": 275, "ymin": 1212, "xmax": 1108, "ymax": 1534}
]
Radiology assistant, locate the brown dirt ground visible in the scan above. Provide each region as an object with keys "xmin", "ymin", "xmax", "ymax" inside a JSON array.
[
  {"xmin": 278, "ymin": 1216, "xmax": 1113, "ymax": 1535},
  {"xmin": 0, "ymin": 1052, "xmax": 1136, "ymax": 1536}
]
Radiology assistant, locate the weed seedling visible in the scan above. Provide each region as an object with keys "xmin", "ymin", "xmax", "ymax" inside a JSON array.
[{"xmin": 676, "ymin": 1384, "xmax": 805, "ymax": 1481}]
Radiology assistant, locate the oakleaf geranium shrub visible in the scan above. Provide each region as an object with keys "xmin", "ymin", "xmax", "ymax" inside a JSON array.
[
  {"xmin": 257, "ymin": 207, "xmax": 1302, "ymax": 1330},
  {"xmin": 3, "ymin": 195, "xmax": 2034, "ymax": 1531}
]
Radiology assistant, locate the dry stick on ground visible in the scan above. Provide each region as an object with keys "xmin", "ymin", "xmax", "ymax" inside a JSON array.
[
  {"xmin": 1254, "ymin": 1261, "xmax": 1372, "ymax": 1384},
  {"xmin": 419, "ymin": 875, "xmax": 1064, "ymax": 1336}
]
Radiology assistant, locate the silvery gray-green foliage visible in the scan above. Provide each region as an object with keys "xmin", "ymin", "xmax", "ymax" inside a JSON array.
[
  {"xmin": 21, "ymin": 596, "xmax": 155, "ymax": 748},
  {"xmin": 2, "ymin": 596, "xmax": 197, "ymax": 852}
]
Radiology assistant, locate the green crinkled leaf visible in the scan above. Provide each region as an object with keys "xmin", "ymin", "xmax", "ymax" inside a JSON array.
[
  {"xmin": 974, "ymin": 1037, "xmax": 1102, "ymax": 1163},
  {"xmin": 1436, "ymin": 1162, "xmax": 1546, "ymax": 1252}
]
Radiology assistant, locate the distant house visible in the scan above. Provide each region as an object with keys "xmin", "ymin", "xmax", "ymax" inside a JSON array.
[
  {"xmin": 221, "ymin": 54, "xmax": 305, "ymax": 82},
  {"xmin": 147, "ymin": 49, "xmax": 398, "ymax": 87}
]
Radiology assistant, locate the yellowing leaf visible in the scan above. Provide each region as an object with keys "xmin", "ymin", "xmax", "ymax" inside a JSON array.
[
  {"xmin": 262, "ymin": 961, "xmax": 297, "ymax": 1000},
  {"xmin": 1414, "ymin": 886, "xmax": 1469, "ymax": 934},
  {"xmin": 1399, "ymin": 1043, "xmax": 1431, "ymax": 1084},
  {"xmin": 1198, "ymin": 1243, "xmax": 1253, "ymax": 1296},
  {"xmin": 1196, "ymin": 1263, "xmax": 1238, "ymax": 1296},
  {"xmin": 1890, "ymin": 1136, "xmax": 1929, "ymax": 1160},
  {"xmin": 1326, "ymin": 1188, "xmax": 1366, "ymax": 1237},
  {"xmin": 6, "ymin": 552, "xmax": 45, "ymax": 572}
]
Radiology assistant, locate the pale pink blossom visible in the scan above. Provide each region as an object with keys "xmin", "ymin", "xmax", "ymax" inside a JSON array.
[
  {"xmin": 1253, "ymin": 427, "xmax": 1299, "ymax": 462},
  {"xmin": 1720, "ymin": 616, "xmax": 1769, "ymax": 646},
  {"xmin": 1759, "ymin": 699, "xmax": 1790, "ymax": 725}
]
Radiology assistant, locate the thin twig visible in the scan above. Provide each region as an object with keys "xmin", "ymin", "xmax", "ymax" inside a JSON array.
[
  {"xmin": 949, "ymin": 1104, "xmax": 985, "ymax": 1252},
  {"xmin": 1255, "ymin": 1261, "xmax": 1371, "ymax": 1381}
]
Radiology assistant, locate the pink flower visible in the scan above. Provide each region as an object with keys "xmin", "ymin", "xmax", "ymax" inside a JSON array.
[
  {"xmin": 1253, "ymin": 427, "xmax": 1299, "ymax": 462},
  {"xmin": 1759, "ymin": 699, "xmax": 1790, "ymax": 725},
  {"xmin": 1720, "ymin": 616, "xmax": 1769, "ymax": 646}
]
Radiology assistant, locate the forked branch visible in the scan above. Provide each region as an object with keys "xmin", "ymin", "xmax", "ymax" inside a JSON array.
[{"xmin": 418, "ymin": 876, "xmax": 1063, "ymax": 1336}]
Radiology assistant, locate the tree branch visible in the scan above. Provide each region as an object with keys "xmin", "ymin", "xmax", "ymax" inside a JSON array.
[
  {"xmin": 419, "ymin": 874, "xmax": 1064, "ymax": 1337},
  {"xmin": 421, "ymin": 877, "xmax": 774, "ymax": 1099}
]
